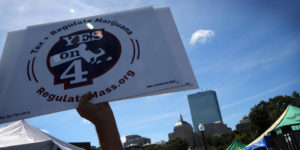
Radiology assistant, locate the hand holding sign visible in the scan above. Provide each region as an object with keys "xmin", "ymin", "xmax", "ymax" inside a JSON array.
[
  {"xmin": 77, "ymin": 92, "xmax": 115, "ymax": 124},
  {"xmin": 76, "ymin": 92, "xmax": 123, "ymax": 149}
]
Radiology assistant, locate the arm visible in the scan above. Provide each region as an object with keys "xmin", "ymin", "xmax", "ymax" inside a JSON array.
[{"xmin": 76, "ymin": 92, "xmax": 123, "ymax": 150}]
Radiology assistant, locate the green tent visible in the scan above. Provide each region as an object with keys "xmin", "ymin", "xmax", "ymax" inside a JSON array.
[
  {"xmin": 275, "ymin": 105, "xmax": 300, "ymax": 131},
  {"xmin": 248, "ymin": 105, "xmax": 300, "ymax": 146},
  {"xmin": 226, "ymin": 140, "xmax": 246, "ymax": 150}
]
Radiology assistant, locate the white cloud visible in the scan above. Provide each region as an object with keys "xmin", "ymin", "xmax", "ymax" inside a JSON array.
[
  {"xmin": 120, "ymin": 111, "xmax": 185, "ymax": 132},
  {"xmin": 224, "ymin": 113, "xmax": 240, "ymax": 122},
  {"xmin": 131, "ymin": 112, "xmax": 178, "ymax": 127},
  {"xmin": 190, "ymin": 29, "xmax": 214, "ymax": 45},
  {"xmin": 196, "ymin": 37, "xmax": 299, "ymax": 75},
  {"xmin": 221, "ymin": 78, "xmax": 300, "ymax": 110}
]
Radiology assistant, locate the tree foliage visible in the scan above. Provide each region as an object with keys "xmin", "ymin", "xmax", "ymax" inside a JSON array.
[
  {"xmin": 195, "ymin": 132, "xmax": 253, "ymax": 150},
  {"xmin": 234, "ymin": 131, "xmax": 254, "ymax": 144},
  {"xmin": 205, "ymin": 133, "xmax": 234, "ymax": 150},
  {"xmin": 144, "ymin": 138, "xmax": 188, "ymax": 150},
  {"xmin": 249, "ymin": 91, "xmax": 300, "ymax": 138},
  {"xmin": 166, "ymin": 138, "xmax": 189, "ymax": 150}
]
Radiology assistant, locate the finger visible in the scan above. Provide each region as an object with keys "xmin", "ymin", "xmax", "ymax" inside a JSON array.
[
  {"xmin": 78, "ymin": 91, "xmax": 92, "ymax": 107},
  {"xmin": 87, "ymin": 91, "xmax": 92, "ymax": 100},
  {"xmin": 96, "ymin": 102, "xmax": 111, "ymax": 110}
]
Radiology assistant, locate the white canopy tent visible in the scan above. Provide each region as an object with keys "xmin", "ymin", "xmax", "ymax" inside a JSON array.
[{"xmin": 0, "ymin": 120, "xmax": 83, "ymax": 150}]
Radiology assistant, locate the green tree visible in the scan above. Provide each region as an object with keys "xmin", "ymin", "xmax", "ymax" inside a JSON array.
[
  {"xmin": 145, "ymin": 138, "xmax": 188, "ymax": 150},
  {"xmin": 249, "ymin": 91, "xmax": 300, "ymax": 137},
  {"xmin": 204, "ymin": 132, "xmax": 235, "ymax": 150},
  {"xmin": 234, "ymin": 131, "xmax": 254, "ymax": 144},
  {"xmin": 144, "ymin": 140, "xmax": 167, "ymax": 150},
  {"xmin": 292, "ymin": 91, "xmax": 300, "ymax": 99},
  {"xmin": 199, "ymin": 132, "xmax": 253, "ymax": 150},
  {"xmin": 166, "ymin": 138, "xmax": 189, "ymax": 150}
]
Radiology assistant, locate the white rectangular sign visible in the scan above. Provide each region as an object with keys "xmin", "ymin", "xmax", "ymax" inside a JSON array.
[{"xmin": 0, "ymin": 7, "xmax": 198, "ymax": 124}]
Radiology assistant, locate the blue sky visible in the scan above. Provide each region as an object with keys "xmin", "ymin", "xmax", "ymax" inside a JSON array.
[{"xmin": 0, "ymin": 0, "xmax": 300, "ymax": 147}]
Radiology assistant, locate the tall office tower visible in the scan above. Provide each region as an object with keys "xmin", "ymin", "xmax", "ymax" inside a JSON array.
[{"xmin": 188, "ymin": 90, "xmax": 223, "ymax": 133}]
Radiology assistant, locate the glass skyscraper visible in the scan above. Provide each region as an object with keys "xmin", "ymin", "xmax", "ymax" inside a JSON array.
[{"xmin": 188, "ymin": 90, "xmax": 223, "ymax": 133}]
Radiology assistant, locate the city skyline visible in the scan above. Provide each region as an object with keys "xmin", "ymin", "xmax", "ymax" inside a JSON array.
[{"xmin": 0, "ymin": 0, "xmax": 300, "ymax": 147}]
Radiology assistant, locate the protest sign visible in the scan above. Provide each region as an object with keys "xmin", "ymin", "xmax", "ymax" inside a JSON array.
[
  {"xmin": 121, "ymin": 7, "xmax": 198, "ymax": 99},
  {"xmin": 0, "ymin": 7, "xmax": 198, "ymax": 124}
]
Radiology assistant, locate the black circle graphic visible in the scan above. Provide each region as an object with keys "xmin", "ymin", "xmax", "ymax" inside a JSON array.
[{"xmin": 47, "ymin": 29, "xmax": 121, "ymax": 89}]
